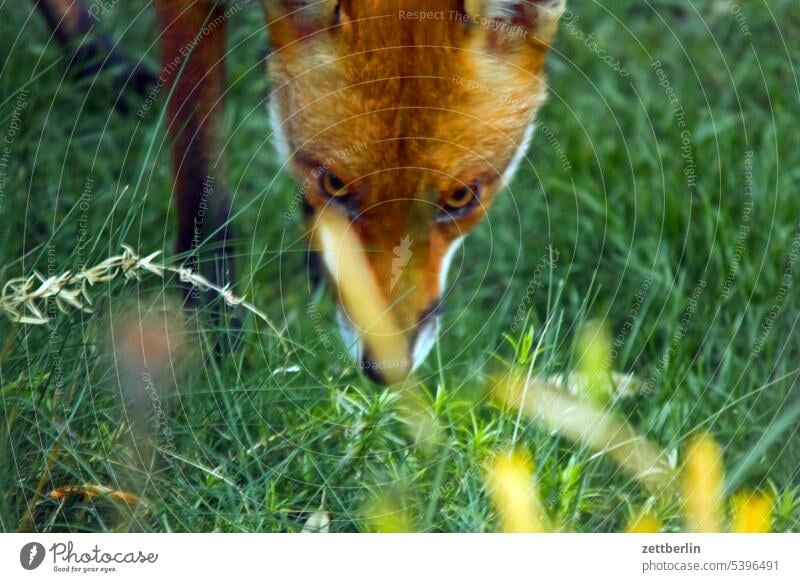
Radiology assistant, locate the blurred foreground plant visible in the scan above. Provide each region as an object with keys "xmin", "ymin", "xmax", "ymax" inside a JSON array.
[
  {"xmin": 484, "ymin": 448, "xmax": 546, "ymax": 532},
  {"xmin": 487, "ymin": 372, "xmax": 774, "ymax": 533}
]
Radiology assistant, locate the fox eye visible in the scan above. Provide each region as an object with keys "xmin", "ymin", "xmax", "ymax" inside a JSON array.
[
  {"xmin": 320, "ymin": 170, "xmax": 351, "ymax": 198},
  {"xmin": 442, "ymin": 183, "xmax": 480, "ymax": 215}
]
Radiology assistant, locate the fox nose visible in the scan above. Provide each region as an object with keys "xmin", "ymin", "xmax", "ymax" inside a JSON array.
[
  {"xmin": 360, "ymin": 353, "xmax": 392, "ymax": 385},
  {"xmin": 359, "ymin": 347, "xmax": 413, "ymax": 384}
]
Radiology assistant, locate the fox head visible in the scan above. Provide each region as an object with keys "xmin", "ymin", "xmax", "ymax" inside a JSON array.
[{"xmin": 265, "ymin": 0, "xmax": 565, "ymax": 383}]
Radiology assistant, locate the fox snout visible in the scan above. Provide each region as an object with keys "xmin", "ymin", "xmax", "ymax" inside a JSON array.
[
  {"xmin": 346, "ymin": 296, "xmax": 443, "ymax": 385},
  {"xmin": 342, "ymin": 315, "xmax": 435, "ymax": 385},
  {"xmin": 312, "ymin": 206, "xmax": 459, "ymax": 385}
]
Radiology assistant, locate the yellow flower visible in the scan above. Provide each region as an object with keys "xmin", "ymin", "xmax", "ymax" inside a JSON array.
[
  {"xmin": 626, "ymin": 512, "xmax": 662, "ymax": 533},
  {"xmin": 485, "ymin": 449, "xmax": 545, "ymax": 533},
  {"xmin": 682, "ymin": 433, "xmax": 724, "ymax": 532},
  {"xmin": 731, "ymin": 492, "xmax": 772, "ymax": 533}
]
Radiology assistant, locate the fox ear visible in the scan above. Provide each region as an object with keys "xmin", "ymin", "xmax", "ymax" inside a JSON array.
[
  {"xmin": 264, "ymin": 0, "xmax": 341, "ymax": 48},
  {"xmin": 463, "ymin": 0, "xmax": 566, "ymax": 48}
]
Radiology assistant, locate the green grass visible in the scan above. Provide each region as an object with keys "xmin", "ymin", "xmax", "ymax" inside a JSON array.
[{"xmin": 1, "ymin": 0, "xmax": 799, "ymax": 532}]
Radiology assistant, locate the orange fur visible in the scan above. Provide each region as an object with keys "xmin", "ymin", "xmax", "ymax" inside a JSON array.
[{"xmin": 267, "ymin": 1, "xmax": 564, "ymax": 378}]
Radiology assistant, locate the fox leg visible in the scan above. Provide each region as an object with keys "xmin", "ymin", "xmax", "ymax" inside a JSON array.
[
  {"xmin": 155, "ymin": 0, "xmax": 235, "ymax": 307},
  {"xmin": 33, "ymin": 0, "xmax": 157, "ymax": 110}
]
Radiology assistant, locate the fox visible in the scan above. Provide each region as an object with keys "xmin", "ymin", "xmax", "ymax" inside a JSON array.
[{"xmin": 34, "ymin": 0, "xmax": 566, "ymax": 384}]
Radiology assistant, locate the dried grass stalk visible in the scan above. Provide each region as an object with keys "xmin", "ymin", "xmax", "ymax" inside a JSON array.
[{"xmin": 1, "ymin": 245, "xmax": 283, "ymax": 342}]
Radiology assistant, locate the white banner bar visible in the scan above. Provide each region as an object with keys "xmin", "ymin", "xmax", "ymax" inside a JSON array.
[{"xmin": 2, "ymin": 534, "xmax": 798, "ymax": 582}]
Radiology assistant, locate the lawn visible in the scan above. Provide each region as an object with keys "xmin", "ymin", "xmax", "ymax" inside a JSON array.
[{"xmin": 1, "ymin": 0, "xmax": 798, "ymax": 532}]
